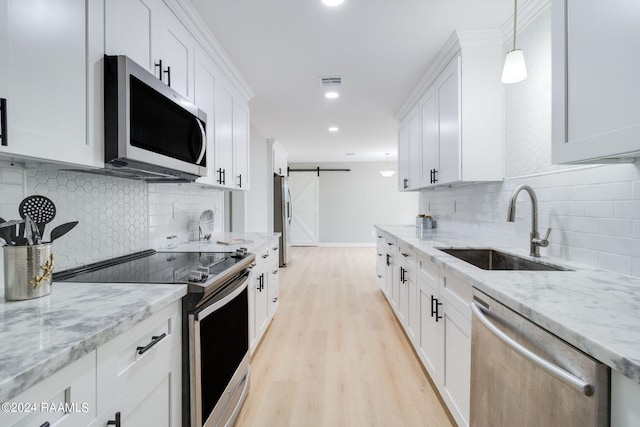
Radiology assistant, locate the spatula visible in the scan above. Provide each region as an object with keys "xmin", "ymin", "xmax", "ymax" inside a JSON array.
[{"xmin": 49, "ymin": 221, "xmax": 78, "ymax": 242}]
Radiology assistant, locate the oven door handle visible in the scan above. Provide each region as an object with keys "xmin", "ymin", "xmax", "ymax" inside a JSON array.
[
  {"xmin": 194, "ymin": 272, "xmax": 249, "ymax": 321},
  {"xmin": 471, "ymin": 302, "xmax": 593, "ymax": 396}
]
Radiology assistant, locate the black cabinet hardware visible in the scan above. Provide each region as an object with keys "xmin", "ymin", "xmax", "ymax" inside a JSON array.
[
  {"xmin": 400, "ymin": 267, "xmax": 407, "ymax": 284},
  {"xmin": 257, "ymin": 273, "xmax": 265, "ymax": 291},
  {"xmin": 136, "ymin": 333, "xmax": 167, "ymax": 355},
  {"xmin": 386, "ymin": 254, "xmax": 391, "ymax": 267},
  {"xmin": 261, "ymin": 253, "xmax": 269, "ymax": 259},
  {"xmin": 429, "ymin": 169, "xmax": 439, "ymax": 184},
  {"xmin": 273, "ymin": 270, "xmax": 278, "ymax": 275},
  {"xmin": 237, "ymin": 174, "xmax": 242, "ymax": 188},
  {"xmin": 430, "ymin": 295, "xmax": 443, "ymax": 322},
  {"xmin": 273, "ymin": 297, "xmax": 278, "ymax": 303},
  {"xmin": 40, "ymin": 423, "xmax": 50, "ymax": 427},
  {"xmin": 154, "ymin": 60, "xmax": 163, "ymax": 80},
  {"xmin": 401, "ymin": 252, "xmax": 409, "ymax": 258},
  {"xmin": 403, "ymin": 178, "xmax": 409, "ymax": 189},
  {"xmin": 107, "ymin": 412, "xmax": 121, "ymax": 427},
  {"xmin": 164, "ymin": 66, "xmax": 171, "ymax": 87},
  {"xmin": 0, "ymin": 98, "xmax": 7, "ymax": 146}
]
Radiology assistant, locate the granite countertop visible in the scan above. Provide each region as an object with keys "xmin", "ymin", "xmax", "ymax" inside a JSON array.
[
  {"xmin": 0, "ymin": 281, "xmax": 187, "ymax": 402},
  {"xmin": 158, "ymin": 232, "xmax": 281, "ymax": 253},
  {"xmin": 376, "ymin": 225, "xmax": 640, "ymax": 384}
]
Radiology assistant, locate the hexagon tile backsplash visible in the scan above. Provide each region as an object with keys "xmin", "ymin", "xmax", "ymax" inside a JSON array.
[
  {"xmin": 0, "ymin": 165, "xmax": 224, "ymax": 272},
  {"xmin": 26, "ymin": 169, "xmax": 148, "ymax": 270}
]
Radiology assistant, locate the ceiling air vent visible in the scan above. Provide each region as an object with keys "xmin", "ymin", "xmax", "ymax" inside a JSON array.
[{"xmin": 318, "ymin": 75, "xmax": 343, "ymax": 87}]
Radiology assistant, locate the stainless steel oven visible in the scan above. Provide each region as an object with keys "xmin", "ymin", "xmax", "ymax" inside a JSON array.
[
  {"xmin": 54, "ymin": 248, "xmax": 255, "ymax": 427},
  {"xmin": 189, "ymin": 269, "xmax": 250, "ymax": 427}
]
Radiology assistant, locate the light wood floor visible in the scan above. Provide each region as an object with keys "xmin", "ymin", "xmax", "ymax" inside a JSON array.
[{"xmin": 235, "ymin": 246, "xmax": 455, "ymax": 427}]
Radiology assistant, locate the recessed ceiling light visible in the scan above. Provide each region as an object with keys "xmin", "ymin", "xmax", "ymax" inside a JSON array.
[
  {"xmin": 322, "ymin": 0, "xmax": 344, "ymax": 6},
  {"xmin": 325, "ymin": 91, "xmax": 339, "ymax": 99},
  {"xmin": 345, "ymin": 153, "xmax": 355, "ymax": 156},
  {"xmin": 328, "ymin": 127, "xmax": 339, "ymax": 132}
]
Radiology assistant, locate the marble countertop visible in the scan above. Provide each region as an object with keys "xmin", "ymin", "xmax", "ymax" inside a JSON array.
[
  {"xmin": 376, "ymin": 225, "xmax": 640, "ymax": 384},
  {"xmin": 158, "ymin": 232, "xmax": 281, "ymax": 253},
  {"xmin": 0, "ymin": 281, "xmax": 187, "ymax": 402}
]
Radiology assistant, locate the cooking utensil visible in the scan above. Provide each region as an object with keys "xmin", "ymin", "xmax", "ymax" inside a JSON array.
[
  {"xmin": 198, "ymin": 210, "xmax": 214, "ymax": 240},
  {"xmin": 23, "ymin": 213, "xmax": 41, "ymax": 245},
  {"xmin": 0, "ymin": 217, "xmax": 14, "ymax": 245},
  {"xmin": 18, "ymin": 195, "xmax": 57, "ymax": 237},
  {"xmin": 0, "ymin": 218, "xmax": 26, "ymax": 246},
  {"xmin": 49, "ymin": 221, "xmax": 78, "ymax": 242}
]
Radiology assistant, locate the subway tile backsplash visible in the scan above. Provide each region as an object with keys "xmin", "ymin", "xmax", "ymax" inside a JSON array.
[
  {"xmin": 419, "ymin": 163, "xmax": 640, "ymax": 278},
  {"xmin": 0, "ymin": 162, "xmax": 223, "ymax": 272}
]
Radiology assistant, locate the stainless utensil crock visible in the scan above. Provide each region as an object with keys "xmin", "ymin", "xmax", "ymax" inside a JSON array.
[{"xmin": 4, "ymin": 243, "xmax": 54, "ymax": 301}]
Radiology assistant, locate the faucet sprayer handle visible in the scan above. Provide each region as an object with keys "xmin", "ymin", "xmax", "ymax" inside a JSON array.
[{"xmin": 534, "ymin": 228, "xmax": 552, "ymax": 248}]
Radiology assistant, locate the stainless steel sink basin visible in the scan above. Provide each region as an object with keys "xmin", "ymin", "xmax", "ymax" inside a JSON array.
[{"xmin": 437, "ymin": 248, "xmax": 571, "ymax": 271}]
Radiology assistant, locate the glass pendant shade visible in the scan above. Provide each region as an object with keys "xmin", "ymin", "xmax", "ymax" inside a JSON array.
[{"xmin": 501, "ymin": 49, "xmax": 527, "ymax": 84}]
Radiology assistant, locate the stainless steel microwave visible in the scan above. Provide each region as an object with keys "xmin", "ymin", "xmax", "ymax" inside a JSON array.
[{"xmin": 104, "ymin": 55, "xmax": 207, "ymax": 182}]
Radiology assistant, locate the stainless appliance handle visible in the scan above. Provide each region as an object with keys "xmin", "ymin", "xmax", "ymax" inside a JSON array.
[
  {"xmin": 471, "ymin": 302, "xmax": 593, "ymax": 396},
  {"xmin": 0, "ymin": 98, "xmax": 7, "ymax": 146},
  {"xmin": 195, "ymin": 273, "xmax": 248, "ymax": 320},
  {"xmin": 286, "ymin": 187, "xmax": 292, "ymax": 225},
  {"xmin": 196, "ymin": 118, "xmax": 206, "ymax": 165},
  {"xmin": 225, "ymin": 367, "xmax": 250, "ymax": 425}
]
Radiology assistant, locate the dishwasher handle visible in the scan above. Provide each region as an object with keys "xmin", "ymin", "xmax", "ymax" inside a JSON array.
[{"xmin": 471, "ymin": 302, "xmax": 594, "ymax": 396}]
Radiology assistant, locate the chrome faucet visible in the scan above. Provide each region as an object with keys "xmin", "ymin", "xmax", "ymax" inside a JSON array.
[{"xmin": 507, "ymin": 184, "xmax": 551, "ymax": 257}]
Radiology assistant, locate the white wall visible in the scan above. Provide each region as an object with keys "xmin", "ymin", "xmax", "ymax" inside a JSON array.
[
  {"xmin": 290, "ymin": 162, "xmax": 419, "ymax": 245},
  {"xmin": 419, "ymin": 2, "xmax": 640, "ymax": 278}
]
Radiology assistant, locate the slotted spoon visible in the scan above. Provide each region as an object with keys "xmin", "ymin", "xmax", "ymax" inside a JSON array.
[{"xmin": 19, "ymin": 195, "xmax": 57, "ymax": 237}]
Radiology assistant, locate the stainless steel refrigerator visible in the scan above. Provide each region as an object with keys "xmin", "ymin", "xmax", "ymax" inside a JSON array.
[{"xmin": 274, "ymin": 175, "xmax": 291, "ymax": 266}]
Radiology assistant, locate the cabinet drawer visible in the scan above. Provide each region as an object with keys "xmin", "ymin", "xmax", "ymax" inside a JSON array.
[
  {"xmin": 418, "ymin": 254, "xmax": 439, "ymax": 286},
  {"xmin": 0, "ymin": 351, "xmax": 96, "ymax": 427},
  {"xmin": 441, "ymin": 271, "xmax": 472, "ymax": 319},
  {"xmin": 254, "ymin": 244, "xmax": 271, "ymax": 265},
  {"xmin": 96, "ymin": 302, "xmax": 181, "ymax": 412}
]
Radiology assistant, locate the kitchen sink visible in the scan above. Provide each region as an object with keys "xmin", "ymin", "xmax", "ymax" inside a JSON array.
[{"xmin": 436, "ymin": 248, "xmax": 571, "ymax": 271}]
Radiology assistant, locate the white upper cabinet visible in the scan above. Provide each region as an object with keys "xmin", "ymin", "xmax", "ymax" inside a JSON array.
[
  {"xmin": 397, "ymin": 31, "xmax": 503, "ymax": 190},
  {"xmin": 193, "ymin": 46, "xmax": 218, "ymax": 186},
  {"xmin": 214, "ymin": 81, "xmax": 235, "ymax": 188},
  {"xmin": 105, "ymin": 0, "xmax": 195, "ymax": 101},
  {"xmin": 0, "ymin": 0, "xmax": 103, "ymax": 168},
  {"xmin": 158, "ymin": 2, "xmax": 195, "ymax": 100},
  {"xmin": 234, "ymin": 101, "xmax": 250, "ymax": 190},
  {"xmin": 551, "ymin": 0, "xmax": 640, "ymax": 163}
]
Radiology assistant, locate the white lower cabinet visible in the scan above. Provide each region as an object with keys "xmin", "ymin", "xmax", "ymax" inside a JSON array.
[
  {"xmin": 0, "ymin": 351, "xmax": 97, "ymax": 427},
  {"xmin": 378, "ymin": 237, "xmax": 471, "ymax": 427},
  {"xmin": 93, "ymin": 302, "xmax": 182, "ymax": 427},
  {"xmin": 611, "ymin": 370, "xmax": 640, "ymax": 427},
  {"xmin": 249, "ymin": 238, "xmax": 280, "ymax": 354},
  {"xmin": 2, "ymin": 301, "xmax": 182, "ymax": 427}
]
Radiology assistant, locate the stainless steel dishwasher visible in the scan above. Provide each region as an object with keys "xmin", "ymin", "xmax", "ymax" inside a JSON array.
[{"xmin": 470, "ymin": 289, "xmax": 610, "ymax": 427}]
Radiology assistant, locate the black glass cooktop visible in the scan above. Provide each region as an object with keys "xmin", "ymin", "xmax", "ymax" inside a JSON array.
[{"xmin": 55, "ymin": 250, "xmax": 238, "ymax": 284}]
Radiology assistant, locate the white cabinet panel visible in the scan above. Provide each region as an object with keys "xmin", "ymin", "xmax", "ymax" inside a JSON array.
[
  {"xmin": 215, "ymin": 84, "xmax": 235, "ymax": 187},
  {"xmin": 552, "ymin": 0, "xmax": 640, "ymax": 163},
  {"xmin": 420, "ymin": 88, "xmax": 438, "ymax": 187},
  {"xmin": 0, "ymin": 0, "xmax": 102, "ymax": 168},
  {"xmin": 105, "ymin": 0, "xmax": 157, "ymax": 72},
  {"xmin": 193, "ymin": 47, "xmax": 218, "ymax": 186},
  {"xmin": 159, "ymin": 2, "xmax": 195, "ymax": 100},
  {"xmin": 234, "ymin": 101, "xmax": 250, "ymax": 189},
  {"xmin": 436, "ymin": 57, "xmax": 461, "ymax": 185},
  {"xmin": 0, "ymin": 351, "xmax": 96, "ymax": 427}
]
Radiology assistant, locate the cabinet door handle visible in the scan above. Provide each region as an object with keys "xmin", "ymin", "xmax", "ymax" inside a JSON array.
[
  {"xmin": 273, "ymin": 297, "xmax": 278, "ymax": 303},
  {"xmin": 433, "ymin": 169, "xmax": 438, "ymax": 183},
  {"xmin": 216, "ymin": 168, "xmax": 223, "ymax": 184},
  {"xmin": 430, "ymin": 295, "xmax": 442, "ymax": 321},
  {"xmin": 0, "ymin": 98, "xmax": 7, "ymax": 146},
  {"xmin": 136, "ymin": 333, "xmax": 167, "ymax": 355},
  {"xmin": 403, "ymin": 178, "xmax": 409, "ymax": 189},
  {"xmin": 237, "ymin": 174, "xmax": 242, "ymax": 188},
  {"xmin": 386, "ymin": 254, "xmax": 390, "ymax": 267},
  {"xmin": 154, "ymin": 60, "xmax": 163, "ymax": 80},
  {"xmin": 107, "ymin": 412, "xmax": 121, "ymax": 427},
  {"xmin": 40, "ymin": 423, "xmax": 50, "ymax": 427},
  {"xmin": 164, "ymin": 66, "xmax": 171, "ymax": 87},
  {"xmin": 222, "ymin": 168, "xmax": 226, "ymax": 185}
]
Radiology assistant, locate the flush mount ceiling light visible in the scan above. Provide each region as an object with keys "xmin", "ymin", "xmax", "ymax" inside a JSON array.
[
  {"xmin": 328, "ymin": 126, "xmax": 339, "ymax": 132},
  {"xmin": 380, "ymin": 153, "xmax": 396, "ymax": 178},
  {"xmin": 322, "ymin": 0, "xmax": 344, "ymax": 6},
  {"xmin": 325, "ymin": 91, "xmax": 339, "ymax": 99},
  {"xmin": 501, "ymin": 0, "xmax": 527, "ymax": 84}
]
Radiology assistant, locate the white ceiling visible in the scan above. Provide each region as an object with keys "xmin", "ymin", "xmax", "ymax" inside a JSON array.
[{"xmin": 189, "ymin": 0, "xmax": 514, "ymax": 163}]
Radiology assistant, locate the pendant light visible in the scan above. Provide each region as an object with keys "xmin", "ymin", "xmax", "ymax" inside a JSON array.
[
  {"xmin": 501, "ymin": 0, "xmax": 527, "ymax": 84},
  {"xmin": 380, "ymin": 153, "xmax": 396, "ymax": 178}
]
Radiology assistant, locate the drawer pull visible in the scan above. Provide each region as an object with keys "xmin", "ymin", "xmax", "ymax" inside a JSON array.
[
  {"xmin": 107, "ymin": 412, "xmax": 121, "ymax": 427},
  {"xmin": 262, "ymin": 253, "xmax": 269, "ymax": 258},
  {"xmin": 40, "ymin": 423, "xmax": 50, "ymax": 427},
  {"xmin": 136, "ymin": 333, "xmax": 167, "ymax": 355}
]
